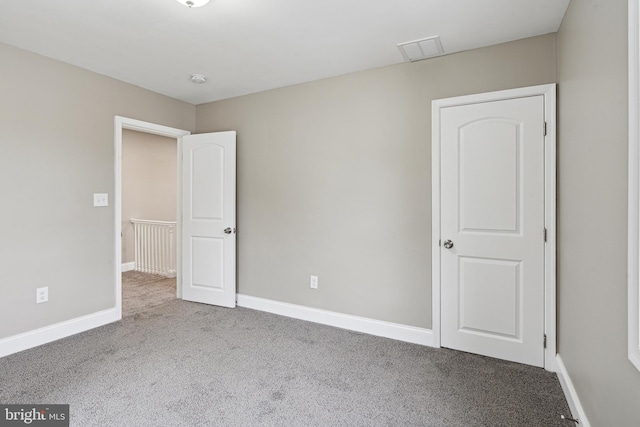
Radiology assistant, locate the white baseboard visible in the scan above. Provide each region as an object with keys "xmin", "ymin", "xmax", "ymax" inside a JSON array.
[
  {"xmin": 121, "ymin": 262, "xmax": 135, "ymax": 272},
  {"xmin": 556, "ymin": 354, "xmax": 591, "ymax": 427},
  {"xmin": 236, "ymin": 294, "xmax": 433, "ymax": 347},
  {"xmin": 0, "ymin": 308, "xmax": 120, "ymax": 358}
]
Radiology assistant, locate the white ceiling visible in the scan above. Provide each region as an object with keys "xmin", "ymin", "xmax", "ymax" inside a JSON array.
[{"xmin": 0, "ymin": 0, "xmax": 570, "ymax": 105}]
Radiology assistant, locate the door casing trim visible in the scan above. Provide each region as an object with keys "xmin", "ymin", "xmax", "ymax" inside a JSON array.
[
  {"xmin": 431, "ymin": 84, "xmax": 557, "ymax": 371},
  {"xmin": 114, "ymin": 116, "xmax": 190, "ymax": 320},
  {"xmin": 628, "ymin": 0, "xmax": 640, "ymax": 373}
]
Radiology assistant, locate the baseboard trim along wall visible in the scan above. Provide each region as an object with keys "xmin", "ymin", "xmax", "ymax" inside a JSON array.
[
  {"xmin": 121, "ymin": 262, "xmax": 135, "ymax": 272},
  {"xmin": 555, "ymin": 355, "xmax": 591, "ymax": 427},
  {"xmin": 236, "ymin": 294, "xmax": 434, "ymax": 347},
  {"xmin": 0, "ymin": 308, "xmax": 119, "ymax": 358}
]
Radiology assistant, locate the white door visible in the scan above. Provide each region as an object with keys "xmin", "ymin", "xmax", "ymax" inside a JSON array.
[
  {"xmin": 181, "ymin": 131, "xmax": 236, "ymax": 308},
  {"xmin": 439, "ymin": 96, "xmax": 545, "ymax": 367}
]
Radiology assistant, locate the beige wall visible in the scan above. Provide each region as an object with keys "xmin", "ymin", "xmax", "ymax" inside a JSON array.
[
  {"xmin": 122, "ymin": 130, "xmax": 177, "ymax": 264},
  {"xmin": 2, "ymin": 9, "xmax": 639, "ymax": 421},
  {"xmin": 196, "ymin": 34, "xmax": 557, "ymax": 328},
  {"xmin": 0, "ymin": 42, "xmax": 194, "ymax": 339},
  {"xmin": 557, "ymin": 1, "xmax": 640, "ymax": 425}
]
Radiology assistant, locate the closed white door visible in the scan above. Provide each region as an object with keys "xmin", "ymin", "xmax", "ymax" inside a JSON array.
[
  {"xmin": 439, "ymin": 96, "xmax": 545, "ymax": 367},
  {"xmin": 181, "ymin": 131, "xmax": 236, "ymax": 308}
]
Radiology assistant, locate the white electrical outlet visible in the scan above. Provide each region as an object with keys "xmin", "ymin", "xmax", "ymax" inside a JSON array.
[
  {"xmin": 36, "ymin": 287, "xmax": 49, "ymax": 304},
  {"xmin": 310, "ymin": 275, "xmax": 318, "ymax": 289}
]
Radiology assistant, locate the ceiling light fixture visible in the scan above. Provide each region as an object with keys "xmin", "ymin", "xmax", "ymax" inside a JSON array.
[
  {"xmin": 176, "ymin": 0, "xmax": 210, "ymax": 8},
  {"xmin": 190, "ymin": 74, "xmax": 207, "ymax": 84}
]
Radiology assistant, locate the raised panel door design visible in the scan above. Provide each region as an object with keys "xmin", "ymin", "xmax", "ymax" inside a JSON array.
[
  {"xmin": 440, "ymin": 95, "xmax": 544, "ymax": 367},
  {"xmin": 459, "ymin": 120, "xmax": 522, "ymax": 234},
  {"xmin": 191, "ymin": 237, "xmax": 224, "ymax": 290},
  {"xmin": 458, "ymin": 256, "xmax": 522, "ymax": 340},
  {"xmin": 191, "ymin": 145, "xmax": 224, "ymax": 221},
  {"xmin": 182, "ymin": 131, "xmax": 236, "ymax": 308}
]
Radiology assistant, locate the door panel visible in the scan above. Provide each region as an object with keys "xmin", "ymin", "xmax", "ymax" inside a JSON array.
[
  {"xmin": 459, "ymin": 120, "xmax": 520, "ymax": 233},
  {"xmin": 191, "ymin": 236, "xmax": 224, "ymax": 289},
  {"xmin": 182, "ymin": 131, "xmax": 236, "ymax": 308},
  {"xmin": 191, "ymin": 144, "xmax": 224, "ymax": 220},
  {"xmin": 440, "ymin": 96, "xmax": 544, "ymax": 367},
  {"xmin": 458, "ymin": 256, "xmax": 522, "ymax": 339}
]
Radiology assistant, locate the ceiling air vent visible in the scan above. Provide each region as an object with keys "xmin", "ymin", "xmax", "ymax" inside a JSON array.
[{"xmin": 397, "ymin": 36, "xmax": 444, "ymax": 62}]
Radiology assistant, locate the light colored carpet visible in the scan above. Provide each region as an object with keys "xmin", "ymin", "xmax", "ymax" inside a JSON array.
[
  {"xmin": 122, "ymin": 270, "xmax": 176, "ymax": 318},
  {"xmin": 0, "ymin": 295, "xmax": 572, "ymax": 426}
]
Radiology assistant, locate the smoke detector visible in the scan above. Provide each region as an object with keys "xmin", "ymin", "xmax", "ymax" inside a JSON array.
[
  {"xmin": 176, "ymin": 0, "xmax": 210, "ymax": 7},
  {"xmin": 190, "ymin": 74, "xmax": 207, "ymax": 84},
  {"xmin": 398, "ymin": 36, "xmax": 444, "ymax": 62}
]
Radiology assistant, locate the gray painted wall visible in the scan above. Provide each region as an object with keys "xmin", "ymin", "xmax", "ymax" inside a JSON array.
[
  {"xmin": 556, "ymin": 1, "xmax": 640, "ymax": 425},
  {"xmin": 122, "ymin": 130, "xmax": 177, "ymax": 264},
  {"xmin": 0, "ymin": 42, "xmax": 195, "ymax": 339},
  {"xmin": 196, "ymin": 34, "xmax": 557, "ymax": 328}
]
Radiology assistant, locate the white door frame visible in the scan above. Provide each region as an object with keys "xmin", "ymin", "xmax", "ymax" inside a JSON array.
[
  {"xmin": 431, "ymin": 84, "xmax": 557, "ymax": 371},
  {"xmin": 628, "ymin": 0, "xmax": 640, "ymax": 373},
  {"xmin": 114, "ymin": 116, "xmax": 191, "ymax": 319}
]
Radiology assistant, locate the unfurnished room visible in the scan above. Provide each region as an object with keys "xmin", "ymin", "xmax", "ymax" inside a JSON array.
[{"xmin": 1, "ymin": 1, "xmax": 639, "ymax": 426}]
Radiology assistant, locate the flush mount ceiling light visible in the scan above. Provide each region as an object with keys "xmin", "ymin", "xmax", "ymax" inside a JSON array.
[
  {"xmin": 176, "ymin": 0, "xmax": 210, "ymax": 7},
  {"xmin": 190, "ymin": 74, "xmax": 207, "ymax": 84}
]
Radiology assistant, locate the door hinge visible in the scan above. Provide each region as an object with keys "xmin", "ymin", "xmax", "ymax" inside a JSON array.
[
  {"xmin": 544, "ymin": 121, "xmax": 547, "ymax": 136},
  {"xmin": 543, "ymin": 228, "xmax": 547, "ymax": 242},
  {"xmin": 543, "ymin": 334, "xmax": 547, "ymax": 349}
]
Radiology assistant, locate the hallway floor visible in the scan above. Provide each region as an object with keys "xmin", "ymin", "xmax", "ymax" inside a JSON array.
[{"xmin": 122, "ymin": 270, "xmax": 176, "ymax": 317}]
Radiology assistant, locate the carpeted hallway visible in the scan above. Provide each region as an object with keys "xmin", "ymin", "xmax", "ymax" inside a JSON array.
[
  {"xmin": 0, "ymin": 275, "xmax": 572, "ymax": 426},
  {"xmin": 122, "ymin": 270, "xmax": 177, "ymax": 317}
]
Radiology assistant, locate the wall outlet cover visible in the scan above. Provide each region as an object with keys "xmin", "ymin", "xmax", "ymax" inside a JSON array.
[{"xmin": 36, "ymin": 287, "xmax": 48, "ymax": 304}]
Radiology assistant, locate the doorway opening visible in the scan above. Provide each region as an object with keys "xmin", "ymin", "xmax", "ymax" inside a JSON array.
[
  {"xmin": 114, "ymin": 116, "xmax": 190, "ymax": 320},
  {"xmin": 121, "ymin": 129, "xmax": 178, "ymax": 317}
]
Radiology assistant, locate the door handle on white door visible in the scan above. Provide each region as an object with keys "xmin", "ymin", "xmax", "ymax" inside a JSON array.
[
  {"xmin": 443, "ymin": 240, "xmax": 454, "ymax": 249},
  {"xmin": 224, "ymin": 227, "xmax": 233, "ymax": 234}
]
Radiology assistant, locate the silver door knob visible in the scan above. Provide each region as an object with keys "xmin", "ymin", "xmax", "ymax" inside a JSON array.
[
  {"xmin": 224, "ymin": 227, "xmax": 233, "ymax": 234},
  {"xmin": 443, "ymin": 240, "xmax": 454, "ymax": 249}
]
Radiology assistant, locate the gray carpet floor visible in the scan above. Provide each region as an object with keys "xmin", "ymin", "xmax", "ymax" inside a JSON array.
[{"xmin": 0, "ymin": 274, "xmax": 572, "ymax": 426}]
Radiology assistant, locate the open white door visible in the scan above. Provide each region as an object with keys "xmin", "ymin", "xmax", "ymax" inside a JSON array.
[
  {"xmin": 439, "ymin": 96, "xmax": 545, "ymax": 367},
  {"xmin": 181, "ymin": 131, "xmax": 236, "ymax": 308}
]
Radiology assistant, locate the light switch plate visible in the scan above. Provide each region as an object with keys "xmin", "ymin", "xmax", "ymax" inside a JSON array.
[{"xmin": 93, "ymin": 193, "xmax": 108, "ymax": 207}]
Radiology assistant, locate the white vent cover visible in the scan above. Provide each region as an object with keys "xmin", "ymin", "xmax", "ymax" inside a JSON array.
[{"xmin": 397, "ymin": 36, "xmax": 444, "ymax": 62}]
